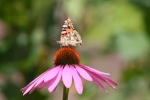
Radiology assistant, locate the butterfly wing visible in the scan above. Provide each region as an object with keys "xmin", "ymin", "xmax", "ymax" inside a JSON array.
[
  {"xmin": 57, "ymin": 18, "xmax": 82, "ymax": 46},
  {"xmin": 69, "ymin": 30, "xmax": 82, "ymax": 46}
]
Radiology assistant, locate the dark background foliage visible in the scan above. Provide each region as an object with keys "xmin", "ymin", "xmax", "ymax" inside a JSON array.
[{"xmin": 0, "ymin": 0, "xmax": 150, "ymax": 100}]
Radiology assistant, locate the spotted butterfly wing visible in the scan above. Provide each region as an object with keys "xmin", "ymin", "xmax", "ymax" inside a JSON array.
[{"xmin": 57, "ymin": 18, "xmax": 82, "ymax": 46}]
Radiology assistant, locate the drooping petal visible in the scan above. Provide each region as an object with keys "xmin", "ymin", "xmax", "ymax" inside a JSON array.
[
  {"xmin": 21, "ymin": 68, "xmax": 51, "ymax": 91},
  {"xmin": 21, "ymin": 78, "xmax": 38, "ymax": 92},
  {"xmin": 75, "ymin": 65, "xmax": 92, "ymax": 81},
  {"xmin": 97, "ymin": 76, "xmax": 116, "ymax": 89},
  {"xmin": 34, "ymin": 74, "xmax": 47, "ymax": 87},
  {"xmin": 82, "ymin": 67, "xmax": 117, "ymax": 88},
  {"xmin": 48, "ymin": 67, "xmax": 62, "ymax": 92},
  {"xmin": 29, "ymin": 81, "xmax": 48, "ymax": 94},
  {"xmin": 34, "ymin": 67, "xmax": 56, "ymax": 87},
  {"xmin": 29, "ymin": 86, "xmax": 37, "ymax": 94},
  {"xmin": 62, "ymin": 65, "xmax": 72, "ymax": 88},
  {"xmin": 31, "ymin": 80, "xmax": 52, "ymax": 94},
  {"xmin": 91, "ymin": 75, "xmax": 108, "ymax": 93},
  {"xmin": 38, "ymin": 81, "xmax": 49, "ymax": 90},
  {"xmin": 47, "ymin": 78, "xmax": 56, "ymax": 93},
  {"xmin": 80, "ymin": 65, "xmax": 110, "ymax": 75},
  {"xmin": 71, "ymin": 66, "xmax": 83, "ymax": 94},
  {"xmin": 44, "ymin": 66, "xmax": 61, "ymax": 82},
  {"xmin": 21, "ymin": 68, "xmax": 53, "ymax": 95},
  {"xmin": 91, "ymin": 72, "xmax": 117, "ymax": 87},
  {"xmin": 101, "ymin": 75, "xmax": 118, "ymax": 86},
  {"xmin": 22, "ymin": 82, "xmax": 37, "ymax": 95}
]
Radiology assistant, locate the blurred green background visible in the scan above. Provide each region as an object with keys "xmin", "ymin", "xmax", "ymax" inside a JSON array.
[{"xmin": 0, "ymin": 0, "xmax": 150, "ymax": 100}]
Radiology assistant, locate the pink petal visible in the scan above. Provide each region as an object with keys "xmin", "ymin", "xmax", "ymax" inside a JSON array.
[
  {"xmin": 29, "ymin": 87, "xmax": 37, "ymax": 94},
  {"xmin": 34, "ymin": 74, "xmax": 47, "ymax": 87},
  {"xmin": 91, "ymin": 75, "xmax": 108, "ymax": 93},
  {"xmin": 21, "ymin": 69, "xmax": 49, "ymax": 91},
  {"xmin": 80, "ymin": 65, "xmax": 110, "ymax": 75},
  {"xmin": 75, "ymin": 65, "xmax": 92, "ymax": 81},
  {"xmin": 21, "ymin": 67, "xmax": 56, "ymax": 95},
  {"xmin": 62, "ymin": 65, "xmax": 72, "ymax": 88},
  {"xmin": 38, "ymin": 81, "xmax": 48, "ymax": 90},
  {"xmin": 21, "ymin": 75, "xmax": 45, "ymax": 93},
  {"xmin": 71, "ymin": 66, "xmax": 83, "ymax": 94},
  {"xmin": 101, "ymin": 76, "xmax": 118, "ymax": 86},
  {"xmin": 47, "ymin": 78, "xmax": 57, "ymax": 93},
  {"xmin": 83, "ymin": 68, "xmax": 117, "ymax": 87},
  {"xmin": 98, "ymin": 76, "xmax": 116, "ymax": 89},
  {"xmin": 29, "ymin": 82, "xmax": 46, "ymax": 94},
  {"xmin": 91, "ymin": 72, "xmax": 117, "ymax": 86},
  {"xmin": 44, "ymin": 66, "xmax": 61, "ymax": 82},
  {"xmin": 48, "ymin": 67, "xmax": 62, "ymax": 92},
  {"xmin": 30, "ymin": 81, "xmax": 49, "ymax": 94},
  {"xmin": 23, "ymin": 82, "xmax": 37, "ymax": 95},
  {"xmin": 21, "ymin": 74, "xmax": 47, "ymax": 94}
]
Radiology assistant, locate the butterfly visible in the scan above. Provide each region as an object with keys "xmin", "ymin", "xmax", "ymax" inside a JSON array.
[{"xmin": 57, "ymin": 18, "xmax": 82, "ymax": 46}]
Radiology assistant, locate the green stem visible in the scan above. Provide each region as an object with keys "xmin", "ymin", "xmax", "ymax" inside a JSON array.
[{"xmin": 62, "ymin": 85, "xmax": 69, "ymax": 100}]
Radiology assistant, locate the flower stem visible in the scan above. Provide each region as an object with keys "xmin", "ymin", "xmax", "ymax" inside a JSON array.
[{"xmin": 62, "ymin": 85, "xmax": 69, "ymax": 100}]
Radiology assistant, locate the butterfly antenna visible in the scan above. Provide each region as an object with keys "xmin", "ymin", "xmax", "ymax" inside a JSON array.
[{"xmin": 48, "ymin": 37, "xmax": 57, "ymax": 41}]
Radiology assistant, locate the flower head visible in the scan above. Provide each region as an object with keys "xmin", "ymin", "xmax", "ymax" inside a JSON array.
[{"xmin": 21, "ymin": 47, "xmax": 117, "ymax": 95}]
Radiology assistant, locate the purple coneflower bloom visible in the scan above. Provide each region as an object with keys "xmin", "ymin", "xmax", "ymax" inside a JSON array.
[{"xmin": 21, "ymin": 47, "xmax": 117, "ymax": 95}]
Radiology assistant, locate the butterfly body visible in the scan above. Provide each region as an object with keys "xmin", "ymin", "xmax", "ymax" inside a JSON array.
[{"xmin": 57, "ymin": 18, "xmax": 82, "ymax": 46}]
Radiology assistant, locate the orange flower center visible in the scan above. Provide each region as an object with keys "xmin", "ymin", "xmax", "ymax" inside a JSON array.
[{"xmin": 54, "ymin": 47, "xmax": 80, "ymax": 66}]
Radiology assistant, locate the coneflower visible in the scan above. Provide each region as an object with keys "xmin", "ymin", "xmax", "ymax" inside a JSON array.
[{"xmin": 21, "ymin": 47, "xmax": 117, "ymax": 100}]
